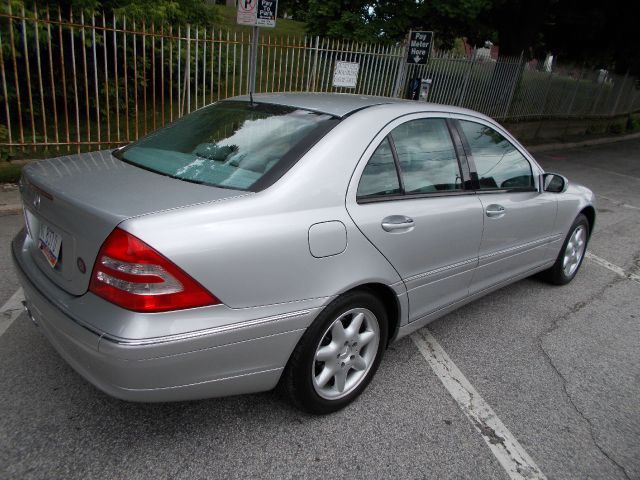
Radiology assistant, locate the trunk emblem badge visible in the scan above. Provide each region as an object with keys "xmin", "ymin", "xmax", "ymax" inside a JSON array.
[{"xmin": 33, "ymin": 193, "xmax": 41, "ymax": 210}]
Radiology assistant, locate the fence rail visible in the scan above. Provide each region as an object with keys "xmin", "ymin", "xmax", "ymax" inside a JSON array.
[{"xmin": 1, "ymin": 3, "xmax": 639, "ymax": 155}]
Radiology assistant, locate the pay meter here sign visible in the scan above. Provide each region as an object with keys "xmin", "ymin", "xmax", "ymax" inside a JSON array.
[{"xmin": 406, "ymin": 31, "xmax": 433, "ymax": 65}]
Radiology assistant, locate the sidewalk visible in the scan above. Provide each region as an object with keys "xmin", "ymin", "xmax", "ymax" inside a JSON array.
[
  {"xmin": 1, "ymin": 131, "xmax": 639, "ymax": 216},
  {"xmin": 0, "ymin": 183, "xmax": 20, "ymax": 216}
]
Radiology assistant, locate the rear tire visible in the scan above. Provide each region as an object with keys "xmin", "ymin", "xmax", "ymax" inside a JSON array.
[
  {"xmin": 541, "ymin": 213, "xmax": 589, "ymax": 285},
  {"xmin": 281, "ymin": 290, "xmax": 388, "ymax": 414}
]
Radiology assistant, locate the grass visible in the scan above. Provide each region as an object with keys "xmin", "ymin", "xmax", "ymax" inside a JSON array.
[{"xmin": 0, "ymin": 163, "xmax": 22, "ymax": 183}]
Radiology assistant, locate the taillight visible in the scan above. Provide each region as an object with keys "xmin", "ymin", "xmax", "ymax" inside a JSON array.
[{"xmin": 89, "ymin": 228, "xmax": 219, "ymax": 312}]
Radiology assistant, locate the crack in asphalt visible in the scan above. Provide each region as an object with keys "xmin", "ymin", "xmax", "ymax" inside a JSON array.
[{"xmin": 537, "ymin": 276, "xmax": 632, "ymax": 480}]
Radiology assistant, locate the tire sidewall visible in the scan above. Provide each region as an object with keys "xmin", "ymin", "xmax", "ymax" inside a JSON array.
[
  {"xmin": 555, "ymin": 214, "xmax": 590, "ymax": 284},
  {"xmin": 288, "ymin": 291, "xmax": 388, "ymax": 414}
]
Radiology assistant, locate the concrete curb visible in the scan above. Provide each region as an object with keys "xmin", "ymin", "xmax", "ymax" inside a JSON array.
[
  {"xmin": 526, "ymin": 131, "xmax": 640, "ymax": 153},
  {"xmin": 0, "ymin": 206, "xmax": 22, "ymax": 216}
]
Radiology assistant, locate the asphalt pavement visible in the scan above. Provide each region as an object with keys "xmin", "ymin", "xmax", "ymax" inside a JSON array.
[{"xmin": 1, "ymin": 138, "xmax": 639, "ymax": 479}]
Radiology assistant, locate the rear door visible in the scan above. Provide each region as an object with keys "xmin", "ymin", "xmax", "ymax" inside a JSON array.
[
  {"xmin": 453, "ymin": 118, "xmax": 558, "ymax": 294},
  {"xmin": 346, "ymin": 114, "xmax": 484, "ymax": 322}
]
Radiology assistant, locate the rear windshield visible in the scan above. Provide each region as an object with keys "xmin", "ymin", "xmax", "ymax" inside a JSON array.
[{"xmin": 114, "ymin": 101, "xmax": 335, "ymax": 191}]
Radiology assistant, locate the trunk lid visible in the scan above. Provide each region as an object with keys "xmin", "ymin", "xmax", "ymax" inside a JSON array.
[{"xmin": 20, "ymin": 150, "xmax": 247, "ymax": 296}]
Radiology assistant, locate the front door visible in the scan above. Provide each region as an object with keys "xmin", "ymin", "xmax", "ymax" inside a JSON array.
[{"xmin": 455, "ymin": 119, "xmax": 558, "ymax": 294}]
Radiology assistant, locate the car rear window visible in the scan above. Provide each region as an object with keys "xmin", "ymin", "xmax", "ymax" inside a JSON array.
[{"xmin": 114, "ymin": 101, "xmax": 336, "ymax": 191}]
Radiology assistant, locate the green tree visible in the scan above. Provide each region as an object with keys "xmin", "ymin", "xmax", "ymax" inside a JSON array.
[
  {"xmin": 35, "ymin": 0, "xmax": 220, "ymax": 25},
  {"xmin": 303, "ymin": 0, "xmax": 492, "ymax": 47}
]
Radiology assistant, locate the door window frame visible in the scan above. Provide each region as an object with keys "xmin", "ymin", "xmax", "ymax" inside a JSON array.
[
  {"xmin": 353, "ymin": 114, "xmax": 476, "ymax": 204},
  {"xmin": 449, "ymin": 115, "xmax": 543, "ymax": 194}
]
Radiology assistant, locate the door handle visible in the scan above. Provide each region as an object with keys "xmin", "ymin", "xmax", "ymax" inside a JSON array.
[
  {"xmin": 381, "ymin": 215, "xmax": 415, "ymax": 232},
  {"xmin": 485, "ymin": 204, "xmax": 506, "ymax": 218}
]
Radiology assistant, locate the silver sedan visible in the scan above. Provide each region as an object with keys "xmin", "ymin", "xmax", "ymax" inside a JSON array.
[{"xmin": 12, "ymin": 93, "xmax": 595, "ymax": 413}]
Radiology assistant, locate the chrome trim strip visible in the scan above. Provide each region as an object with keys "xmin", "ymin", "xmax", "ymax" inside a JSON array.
[
  {"xmin": 100, "ymin": 308, "xmax": 317, "ymax": 346},
  {"xmin": 479, "ymin": 234, "xmax": 562, "ymax": 262},
  {"xmin": 405, "ymin": 257, "xmax": 477, "ymax": 283}
]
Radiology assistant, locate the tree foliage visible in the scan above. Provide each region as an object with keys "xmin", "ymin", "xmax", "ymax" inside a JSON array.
[
  {"xmin": 35, "ymin": 0, "xmax": 220, "ymax": 25},
  {"xmin": 300, "ymin": 0, "xmax": 638, "ymax": 74}
]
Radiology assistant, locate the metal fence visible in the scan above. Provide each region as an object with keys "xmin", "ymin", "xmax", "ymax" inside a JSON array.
[{"xmin": 1, "ymin": 3, "xmax": 639, "ymax": 154}]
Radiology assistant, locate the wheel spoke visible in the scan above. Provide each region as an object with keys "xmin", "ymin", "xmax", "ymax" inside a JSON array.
[
  {"xmin": 316, "ymin": 366, "xmax": 335, "ymax": 388},
  {"xmin": 331, "ymin": 321, "xmax": 347, "ymax": 344},
  {"xmin": 358, "ymin": 330, "xmax": 376, "ymax": 347},
  {"xmin": 316, "ymin": 345, "xmax": 337, "ymax": 362},
  {"xmin": 563, "ymin": 255, "xmax": 570, "ymax": 267},
  {"xmin": 345, "ymin": 312, "xmax": 365, "ymax": 339},
  {"xmin": 334, "ymin": 369, "xmax": 347, "ymax": 393},
  {"xmin": 352, "ymin": 355, "xmax": 367, "ymax": 371}
]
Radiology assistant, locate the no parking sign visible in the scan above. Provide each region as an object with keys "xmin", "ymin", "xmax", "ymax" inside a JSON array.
[{"xmin": 237, "ymin": 0, "xmax": 278, "ymax": 28}]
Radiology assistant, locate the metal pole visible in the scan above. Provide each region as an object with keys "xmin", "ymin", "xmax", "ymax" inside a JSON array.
[
  {"xmin": 392, "ymin": 34, "xmax": 409, "ymax": 98},
  {"xmin": 249, "ymin": 25, "xmax": 259, "ymax": 96},
  {"xmin": 610, "ymin": 72, "xmax": 629, "ymax": 116},
  {"xmin": 457, "ymin": 48, "xmax": 476, "ymax": 106},
  {"xmin": 307, "ymin": 36, "xmax": 320, "ymax": 92},
  {"xmin": 502, "ymin": 51, "xmax": 523, "ymax": 119},
  {"xmin": 566, "ymin": 65, "xmax": 584, "ymax": 115}
]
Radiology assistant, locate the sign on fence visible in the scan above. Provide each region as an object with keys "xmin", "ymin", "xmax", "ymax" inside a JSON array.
[
  {"xmin": 237, "ymin": 0, "xmax": 257, "ymax": 26},
  {"xmin": 257, "ymin": 0, "xmax": 278, "ymax": 27},
  {"xmin": 332, "ymin": 61, "xmax": 360, "ymax": 88},
  {"xmin": 406, "ymin": 31, "xmax": 433, "ymax": 65},
  {"xmin": 237, "ymin": 0, "xmax": 278, "ymax": 28}
]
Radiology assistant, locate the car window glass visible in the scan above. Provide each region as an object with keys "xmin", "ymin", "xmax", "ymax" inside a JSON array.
[
  {"xmin": 357, "ymin": 137, "xmax": 401, "ymax": 198},
  {"xmin": 391, "ymin": 118, "xmax": 462, "ymax": 194},
  {"xmin": 459, "ymin": 120, "xmax": 534, "ymax": 190},
  {"xmin": 115, "ymin": 101, "xmax": 334, "ymax": 191}
]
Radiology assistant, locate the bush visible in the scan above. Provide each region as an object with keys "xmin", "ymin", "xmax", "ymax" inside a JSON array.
[
  {"xmin": 0, "ymin": 163, "xmax": 22, "ymax": 183},
  {"xmin": 627, "ymin": 115, "xmax": 640, "ymax": 131},
  {"xmin": 608, "ymin": 123, "xmax": 624, "ymax": 134}
]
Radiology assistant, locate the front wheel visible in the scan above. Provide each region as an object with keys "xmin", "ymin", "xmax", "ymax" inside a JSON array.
[
  {"xmin": 541, "ymin": 213, "xmax": 589, "ymax": 285},
  {"xmin": 281, "ymin": 290, "xmax": 388, "ymax": 414}
]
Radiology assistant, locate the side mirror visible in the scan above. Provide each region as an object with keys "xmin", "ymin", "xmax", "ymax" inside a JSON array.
[{"xmin": 543, "ymin": 173, "xmax": 567, "ymax": 193}]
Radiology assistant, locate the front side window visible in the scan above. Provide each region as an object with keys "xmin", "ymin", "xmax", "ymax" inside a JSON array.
[
  {"xmin": 115, "ymin": 101, "xmax": 335, "ymax": 191},
  {"xmin": 459, "ymin": 120, "xmax": 534, "ymax": 191},
  {"xmin": 391, "ymin": 118, "xmax": 462, "ymax": 194}
]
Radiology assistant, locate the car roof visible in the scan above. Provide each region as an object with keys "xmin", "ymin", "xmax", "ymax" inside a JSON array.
[
  {"xmin": 230, "ymin": 92, "xmax": 400, "ymax": 117},
  {"xmin": 229, "ymin": 92, "xmax": 489, "ymax": 120}
]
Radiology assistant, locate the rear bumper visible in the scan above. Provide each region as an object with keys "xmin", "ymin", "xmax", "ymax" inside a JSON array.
[{"xmin": 12, "ymin": 230, "xmax": 317, "ymax": 402}]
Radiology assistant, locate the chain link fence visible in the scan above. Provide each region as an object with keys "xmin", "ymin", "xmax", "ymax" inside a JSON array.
[{"xmin": 1, "ymin": 2, "xmax": 638, "ymax": 155}]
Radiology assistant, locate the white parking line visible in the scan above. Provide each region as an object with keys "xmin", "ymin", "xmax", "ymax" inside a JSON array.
[
  {"xmin": 0, "ymin": 288, "xmax": 25, "ymax": 337},
  {"xmin": 411, "ymin": 329, "xmax": 547, "ymax": 480},
  {"xmin": 586, "ymin": 252, "xmax": 640, "ymax": 284},
  {"xmin": 597, "ymin": 194, "xmax": 640, "ymax": 211}
]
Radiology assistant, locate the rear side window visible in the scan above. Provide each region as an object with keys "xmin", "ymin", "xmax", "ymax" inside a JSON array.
[
  {"xmin": 357, "ymin": 137, "xmax": 401, "ymax": 198},
  {"xmin": 459, "ymin": 121, "xmax": 534, "ymax": 191},
  {"xmin": 115, "ymin": 101, "xmax": 335, "ymax": 191},
  {"xmin": 391, "ymin": 118, "xmax": 462, "ymax": 194}
]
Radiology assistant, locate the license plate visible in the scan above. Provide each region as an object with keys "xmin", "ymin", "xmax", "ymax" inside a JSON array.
[{"xmin": 38, "ymin": 223, "xmax": 62, "ymax": 268}]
